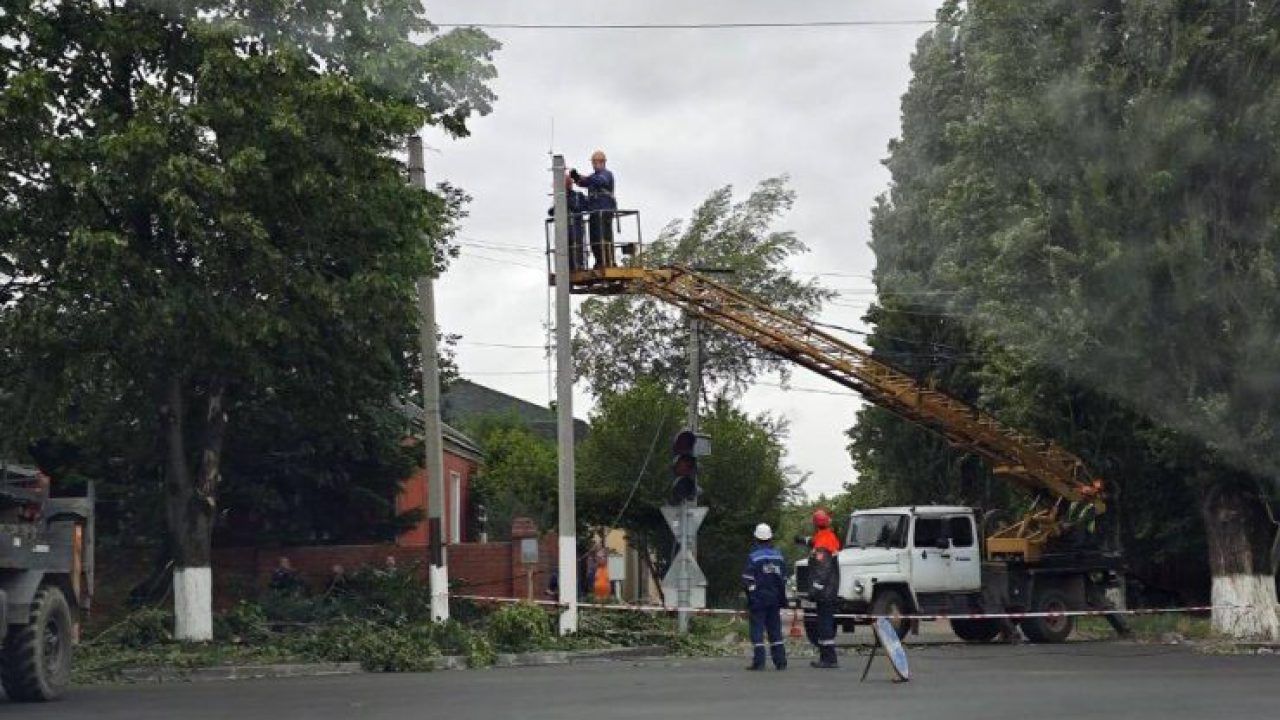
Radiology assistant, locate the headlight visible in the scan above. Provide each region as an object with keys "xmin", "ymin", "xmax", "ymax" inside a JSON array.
[{"xmin": 853, "ymin": 579, "xmax": 866, "ymax": 596}]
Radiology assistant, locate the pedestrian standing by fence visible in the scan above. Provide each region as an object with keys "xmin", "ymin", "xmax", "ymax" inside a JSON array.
[{"xmin": 742, "ymin": 523, "xmax": 788, "ymax": 671}]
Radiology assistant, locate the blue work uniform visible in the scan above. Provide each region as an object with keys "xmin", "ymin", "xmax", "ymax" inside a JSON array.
[
  {"xmin": 742, "ymin": 542, "xmax": 788, "ymax": 669},
  {"xmin": 574, "ymin": 168, "xmax": 617, "ymax": 268},
  {"xmin": 547, "ymin": 188, "xmax": 589, "ymax": 270}
]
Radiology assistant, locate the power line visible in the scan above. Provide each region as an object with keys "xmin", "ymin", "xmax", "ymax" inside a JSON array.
[
  {"xmin": 433, "ymin": 19, "xmax": 940, "ymax": 31},
  {"xmin": 463, "ymin": 369, "xmax": 548, "ymax": 376},
  {"xmin": 458, "ymin": 340, "xmax": 547, "ymax": 350}
]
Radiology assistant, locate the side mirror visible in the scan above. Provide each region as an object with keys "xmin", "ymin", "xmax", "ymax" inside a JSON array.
[{"xmin": 934, "ymin": 537, "xmax": 950, "ymax": 550}]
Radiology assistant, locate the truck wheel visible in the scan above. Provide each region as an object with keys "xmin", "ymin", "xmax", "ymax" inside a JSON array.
[
  {"xmin": 1020, "ymin": 590, "xmax": 1074, "ymax": 643},
  {"xmin": 950, "ymin": 618, "xmax": 1000, "ymax": 643},
  {"xmin": 871, "ymin": 589, "xmax": 911, "ymax": 640},
  {"xmin": 1, "ymin": 586, "xmax": 73, "ymax": 702}
]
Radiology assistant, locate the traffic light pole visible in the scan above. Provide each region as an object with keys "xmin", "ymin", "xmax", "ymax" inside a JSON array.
[
  {"xmin": 678, "ymin": 315, "xmax": 701, "ymax": 634},
  {"xmin": 552, "ymin": 155, "xmax": 578, "ymax": 635},
  {"xmin": 687, "ymin": 315, "xmax": 700, "ymax": 432},
  {"xmin": 677, "ymin": 499, "xmax": 692, "ymax": 633}
]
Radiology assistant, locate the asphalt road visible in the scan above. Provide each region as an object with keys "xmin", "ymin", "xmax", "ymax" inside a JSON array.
[{"xmin": 9, "ymin": 643, "xmax": 1277, "ymax": 720}]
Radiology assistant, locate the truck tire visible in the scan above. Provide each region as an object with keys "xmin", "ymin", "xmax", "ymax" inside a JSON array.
[
  {"xmin": 871, "ymin": 589, "xmax": 911, "ymax": 640},
  {"xmin": 1, "ymin": 586, "xmax": 73, "ymax": 702},
  {"xmin": 1020, "ymin": 589, "xmax": 1074, "ymax": 643},
  {"xmin": 949, "ymin": 618, "xmax": 1000, "ymax": 643}
]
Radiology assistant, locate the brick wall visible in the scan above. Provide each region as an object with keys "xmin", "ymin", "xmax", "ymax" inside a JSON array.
[{"xmin": 211, "ymin": 518, "xmax": 558, "ymax": 607}]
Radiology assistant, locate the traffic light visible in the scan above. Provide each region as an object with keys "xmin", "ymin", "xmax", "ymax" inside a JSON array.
[{"xmin": 671, "ymin": 430, "xmax": 698, "ymax": 504}]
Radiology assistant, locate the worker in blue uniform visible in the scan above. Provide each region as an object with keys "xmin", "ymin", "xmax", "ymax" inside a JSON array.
[
  {"xmin": 742, "ymin": 522, "xmax": 788, "ymax": 671},
  {"xmin": 570, "ymin": 150, "xmax": 617, "ymax": 269},
  {"xmin": 548, "ymin": 173, "xmax": 588, "ymax": 270}
]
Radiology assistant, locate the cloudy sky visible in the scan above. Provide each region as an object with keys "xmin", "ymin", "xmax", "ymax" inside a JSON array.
[{"xmin": 420, "ymin": 0, "xmax": 943, "ymax": 498}]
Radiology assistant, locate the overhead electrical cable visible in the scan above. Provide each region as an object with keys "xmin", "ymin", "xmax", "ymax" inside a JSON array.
[{"xmin": 431, "ymin": 19, "xmax": 942, "ymax": 31}]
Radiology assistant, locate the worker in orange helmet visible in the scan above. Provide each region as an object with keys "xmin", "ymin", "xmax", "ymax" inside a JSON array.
[{"xmin": 807, "ymin": 508, "xmax": 842, "ymax": 668}]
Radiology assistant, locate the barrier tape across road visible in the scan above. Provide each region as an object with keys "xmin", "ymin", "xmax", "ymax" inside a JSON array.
[{"xmin": 454, "ymin": 594, "xmax": 1244, "ymax": 621}]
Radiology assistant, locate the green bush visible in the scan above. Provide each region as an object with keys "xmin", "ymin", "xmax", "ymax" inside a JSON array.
[
  {"xmin": 576, "ymin": 609, "xmax": 671, "ymax": 647},
  {"xmin": 331, "ymin": 566, "xmax": 432, "ymax": 624},
  {"xmin": 286, "ymin": 620, "xmax": 439, "ymax": 672},
  {"xmin": 259, "ymin": 588, "xmax": 336, "ymax": 625},
  {"xmin": 486, "ymin": 602, "xmax": 552, "ymax": 652},
  {"xmin": 215, "ymin": 601, "xmax": 271, "ymax": 643},
  {"xmin": 104, "ymin": 608, "xmax": 172, "ymax": 648}
]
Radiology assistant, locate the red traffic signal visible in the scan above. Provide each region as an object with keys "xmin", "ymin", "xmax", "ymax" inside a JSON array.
[
  {"xmin": 672, "ymin": 430, "xmax": 699, "ymax": 503},
  {"xmin": 672, "ymin": 430, "xmax": 697, "ymax": 456}
]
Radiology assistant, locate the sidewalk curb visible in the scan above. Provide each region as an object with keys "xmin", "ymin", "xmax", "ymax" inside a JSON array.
[
  {"xmin": 442, "ymin": 645, "xmax": 672, "ymax": 670},
  {"xmin": 111, "ymin": 646, "xmax": 674, "ymax": 683},
  {"xmin": 119, "ymin": 662, "xmax": 363, "ymax": 684}
]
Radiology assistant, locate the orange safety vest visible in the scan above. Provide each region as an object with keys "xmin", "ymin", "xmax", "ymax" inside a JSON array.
[{"xmin": 812, "ymin": 528, "xmax": 841, "ymax": 554}]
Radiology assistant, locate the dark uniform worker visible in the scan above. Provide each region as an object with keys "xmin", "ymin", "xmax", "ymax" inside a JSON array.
[
  {"xmin": 807, "ymin": 508, "xmax": 842, "ymax": 668},
  {"xmin": 547, "ymin": 174, "xmax": 589, "ymax": 270},
  {"xmin": 570, "ymin": 150, "xmax": 617, "ymax": 269},
  {"xmin": 742, "ymin": 522, "xmax": 788, "ymax": 671}
]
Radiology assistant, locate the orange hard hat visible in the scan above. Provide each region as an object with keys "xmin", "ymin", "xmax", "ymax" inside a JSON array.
[{"xmin": 812, "ymin": 509, "xmax": 831, "ymax": 528}]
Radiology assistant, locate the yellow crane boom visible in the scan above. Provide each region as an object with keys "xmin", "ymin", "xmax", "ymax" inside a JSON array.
[{"xmin": 566, "ymin": 265, "xmax": 1106, "ymax": 561}]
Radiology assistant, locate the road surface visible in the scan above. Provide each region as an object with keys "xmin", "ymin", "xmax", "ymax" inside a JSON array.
[{"xmin": 15, "ymin": 643, "xmax": 1278, "ymax": 719}]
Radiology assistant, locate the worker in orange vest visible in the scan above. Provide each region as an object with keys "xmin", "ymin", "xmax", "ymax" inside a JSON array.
[
  {"xmin": 808, "ymin": 508, "xmax": 842, "ymax": 668},
  {"xmin": 593, "ymin": 548, "xmax": 611, "ymax": 600}
]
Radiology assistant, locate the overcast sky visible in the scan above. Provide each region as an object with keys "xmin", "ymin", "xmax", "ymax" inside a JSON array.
[{"xmin": 421, "ymin": 0, "xmax": 943, "ymax": 499}]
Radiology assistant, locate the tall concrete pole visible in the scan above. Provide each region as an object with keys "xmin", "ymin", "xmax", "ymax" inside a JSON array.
[
  {"xmin": 687, "ymin": 316, "xmax": 701, "ymax": 432},
  {"xmin": 409, "ymin": 135, "xmax": 449, "ymax": 622},
  {"xmin": 552, "ymin": 155, "xmax": 579, "ymax": 635},
  {"xmin": 675, "ymin": 316, "xmax": 703, "ymax": 633}
]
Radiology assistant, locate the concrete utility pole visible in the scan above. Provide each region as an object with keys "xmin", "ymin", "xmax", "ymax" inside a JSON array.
[
  {"xmin": 678, "ymin": 314, "xmax": 701, "ymax": 633},
  {"xmin": 687, "ymin": 316, "xmax": 701, "ymax": 432},
  {"xmin": 409, "ymin": 135, "xmax": 449, "ymax": 622},
  {"xmin": 552, "ymin": 155, "xmax": 579, "ymax": 635}
]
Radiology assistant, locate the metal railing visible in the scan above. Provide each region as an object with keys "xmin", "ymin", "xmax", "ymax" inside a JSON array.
[{"xmin": 544, "ymin": 209, "xmax": 644, "ymax": 278}]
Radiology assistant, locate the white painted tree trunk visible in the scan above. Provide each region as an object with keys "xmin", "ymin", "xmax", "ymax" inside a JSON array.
[
  {"xmin": 174, "ymin": 566, "xmax": 213, "ymax": 641},
  {"xmin": 429, "ymin": 564, "xmax": 449, "ymax": 623},
  {"xmin": 1212, "ymin": 574, "xmax": 1280, "ymax": 640}
]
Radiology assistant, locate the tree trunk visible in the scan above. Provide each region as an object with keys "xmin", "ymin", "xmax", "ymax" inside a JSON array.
[
  {"xmin": 160, "ymin": 376, "xmax": 227, "ymax": 641},
  {"xmin": 1199, "ymin": 482, "xmax": 1280, "ymax": 640}
]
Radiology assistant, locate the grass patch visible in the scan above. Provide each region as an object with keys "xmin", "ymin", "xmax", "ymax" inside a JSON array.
[{"xmin": 1076, "ymin": 613, "xmax": 1213, "ymax": 642}]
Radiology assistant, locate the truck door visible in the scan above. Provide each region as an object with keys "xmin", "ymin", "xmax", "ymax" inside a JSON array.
[
  {"xmin": 946, "ymin": 515, "xmax": 981, "ymax": 592},
  {"xmin": 910, "ymin": 516, "xmax": 951, "ymax": 593}
]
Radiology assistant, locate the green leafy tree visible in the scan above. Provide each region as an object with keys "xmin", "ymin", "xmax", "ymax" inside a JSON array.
[
  {"xmin": 573, "ymin": 177, "xmax": 834, "ymax": 399},
  {"xmin": 466, "ymin": 414, "xmax": 559, "ymax": 539},
  {"xmin": 578, "ymin": 381, "xmax": 798, "ymax": 604},
  {"xmin": 855, "ymin": 0, "xmax": 1279, "ymax": 637},
  {"xmin": 0, "ymin": 1, "xmax": 498, "ymax": 638}
]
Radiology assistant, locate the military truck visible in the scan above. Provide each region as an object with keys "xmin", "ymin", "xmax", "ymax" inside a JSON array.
[{"xmin": 0, "ymin": 462, "xmax": 94, "ymax": 701}]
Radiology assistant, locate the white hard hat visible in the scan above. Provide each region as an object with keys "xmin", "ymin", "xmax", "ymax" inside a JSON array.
[{"xmin": 753, "ymin": 523, "xmax": 773, "ymax": 541}]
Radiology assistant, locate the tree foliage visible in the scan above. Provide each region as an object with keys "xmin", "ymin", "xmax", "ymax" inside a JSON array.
[
  {"xmin": 465, "ymin": 414, "xmax": 559, "ymax": 539},
  {"xmin": 850, "ymin": 0, "xmax": 1280, "ymax": 633},
  {"xmin": 577, "ymin": 381, "xmax": 799, "ymax": 604},
  {"xmin": 573, "ymin": 177, "xmax": 833, "ymax": 399},
  {"xmin": 0, "ymin": 2, "xmax": 499, "ymax": 570}
]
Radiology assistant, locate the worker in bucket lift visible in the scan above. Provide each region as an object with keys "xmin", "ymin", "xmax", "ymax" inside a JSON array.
[
  {"xmin": 742, "ymin": 523, "xmax": 788, "ymax": 671},
  {"xmin": 807, "ymin": 508, "xmax": 842, "ymax": 668},
  {"xmin": 548, "ymin": 173, "xmax": 588, "ymax": 270},
  {"xmin": 569, "ymin": 150, "xmax": 617, "ymax": 269}
]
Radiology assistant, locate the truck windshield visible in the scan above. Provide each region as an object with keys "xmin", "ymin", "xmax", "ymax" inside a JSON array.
[{"xmin": 846, "ymin": 514, "xmax": 908, "ymax": 549}]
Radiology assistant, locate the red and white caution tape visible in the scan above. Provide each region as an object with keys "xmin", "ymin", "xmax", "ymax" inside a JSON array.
[{"xmin": 453, "ymin": 594, "xmax": 1249, "ymax": 621}]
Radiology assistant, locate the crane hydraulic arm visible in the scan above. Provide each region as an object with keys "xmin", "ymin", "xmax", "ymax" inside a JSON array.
[{"xmin": 567, "ymin": 265, "xmax": 1106, "ymax": 561}]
